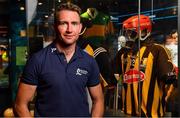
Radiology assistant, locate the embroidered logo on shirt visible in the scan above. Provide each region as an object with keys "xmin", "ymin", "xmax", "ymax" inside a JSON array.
[
  {"xmin": 76, "ymin": 68, "xmax": 88, "ymax": 76},
  {"xmin": 51, "ymin": 48, "xmax": 56, "ymax": 53}
]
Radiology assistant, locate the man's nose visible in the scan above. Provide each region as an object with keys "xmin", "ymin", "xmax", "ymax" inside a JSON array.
[{"xmin": 66, "ymin": 24, "xmax": 73, "ymax": 32}]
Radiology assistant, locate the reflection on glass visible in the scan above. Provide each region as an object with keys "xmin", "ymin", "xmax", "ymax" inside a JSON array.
[{"xmin": 0, "ymin": 44, "xmax": 9, "ymax": 87}]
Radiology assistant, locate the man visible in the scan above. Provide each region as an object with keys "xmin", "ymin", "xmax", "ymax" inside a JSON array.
[
  {"xmin": 14, "ymin": 2, "xmax": 104, "ymax": 117},
  {"xmin": 114, "ymin": 15, "xmax": 177, "ymax": 117},
  {"xmin": 164, "ymin": 31, "xmax": 178, "ymax": 117}
]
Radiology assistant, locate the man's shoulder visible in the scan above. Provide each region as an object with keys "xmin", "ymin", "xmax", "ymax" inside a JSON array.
[{"xmin": 29, "ymin": 44, "xmax": 52, "ymax": 61}]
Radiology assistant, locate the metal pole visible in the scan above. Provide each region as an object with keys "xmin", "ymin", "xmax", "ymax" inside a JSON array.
[
  {"xmin": 151, "ymin": 0, "xmax": 154, "ymax": 21},
  {"xmin": 138, "ymin": 0, "xmax": 141, "ymax": 116},
  {"xmin": 178, "ymin": 0, "xmax": 180, "ymax": 116}
]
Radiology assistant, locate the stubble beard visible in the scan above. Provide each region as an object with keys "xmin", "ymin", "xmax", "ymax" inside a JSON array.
[{"xmin": 56, "ymin": 36, "xmax": 77, "ymax": 48}]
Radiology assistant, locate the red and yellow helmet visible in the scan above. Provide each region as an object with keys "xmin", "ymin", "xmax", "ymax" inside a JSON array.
[{"xmin": 122, "ymin": 15, "xmax": 152, "ymax": 41}]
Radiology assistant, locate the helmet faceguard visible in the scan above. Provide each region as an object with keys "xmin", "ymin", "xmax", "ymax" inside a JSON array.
[{"xmin": 122, "ymin": 15, "xmax": 152, "ymax": 41}]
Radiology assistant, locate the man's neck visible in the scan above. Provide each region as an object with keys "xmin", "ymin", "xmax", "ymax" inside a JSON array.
[{"xmin": 56, "ymin": 42, "xmax": 76, "ymax": 62}]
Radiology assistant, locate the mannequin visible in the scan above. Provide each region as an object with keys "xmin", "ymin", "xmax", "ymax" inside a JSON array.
[
  {"xmin": 81, "ymin": 8, "xmax": 114, "ymax": 47},
  {"xmin": 114, "ymin": 15, "xmax": 177, "ymax": 117},
  {"xmin": 80, "ymin": 7, "xmax": 116, "ymax": 113},
  {"xmin": 79, "ymin": 7, "xmax": 116, "ymax": 86}
]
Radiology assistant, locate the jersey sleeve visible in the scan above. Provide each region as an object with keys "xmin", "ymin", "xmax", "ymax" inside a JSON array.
[
  {"xmin": 21, "ymin": 54, "xmax": 41, "ymax": 85},
  {"xmin": 87, "ymin": 58, "xmax": 100, "ymax": 87},
  {"xmin": 156, "ymin": 45, "xmax": 175, "ymax": 80}
]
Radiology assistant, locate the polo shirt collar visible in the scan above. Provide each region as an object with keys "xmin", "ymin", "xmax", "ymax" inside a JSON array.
[
  {"xmin": 73, "ymin": 46, "xmax": 84, "ymax": 59},
  {"xmin": 49, "ymin": 42, "xmax": 83, "ymax": 59}
]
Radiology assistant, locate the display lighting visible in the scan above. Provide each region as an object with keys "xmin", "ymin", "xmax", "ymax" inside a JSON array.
[
  {"xmin": 38, "ymin": 2, "xmax": 43, "ymax": 5},
  {"xmin": 20, "ymin": 6, "xmax": 25, "ymax": 11}
]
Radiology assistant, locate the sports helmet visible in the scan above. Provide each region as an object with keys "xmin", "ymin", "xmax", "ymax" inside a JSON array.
[{"xmin": 122, "ymin": 15, "xmax": 152, "ymax": 41}]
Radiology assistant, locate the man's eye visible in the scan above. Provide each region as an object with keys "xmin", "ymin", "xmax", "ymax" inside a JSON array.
[
  {"xmin": 59, "ymin": 22, "xmax": 66, "ymax": 25},
  {"xmin": 72, "ymin": 22, "xmax": 79, "ymax": 26}
]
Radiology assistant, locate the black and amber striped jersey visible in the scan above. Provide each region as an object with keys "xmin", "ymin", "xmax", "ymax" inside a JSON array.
[{"xmin": 114, "ymin": 43, "xmax": 175, "ymax": 117}]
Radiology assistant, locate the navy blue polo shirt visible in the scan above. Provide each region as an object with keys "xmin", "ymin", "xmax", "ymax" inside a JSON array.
[{"xmin": 21, "ymin": 42, "xmax": 100, "ymax": 117}]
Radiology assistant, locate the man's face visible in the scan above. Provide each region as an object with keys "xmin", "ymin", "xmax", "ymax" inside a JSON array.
[
  {"xmin": 172, "ymin": 32, "xmax": 178, "ymax": 42},
  {"xmin": 56, "ymin": 10, "xmax": 82, "ymax": 45},
  {"xmin": 165, "ymin": 37, "xmax": 173, "ymax": 45}
]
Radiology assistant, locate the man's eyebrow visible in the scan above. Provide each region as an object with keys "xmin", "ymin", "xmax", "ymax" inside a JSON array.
[{"xmin": 58, "ymin": 20, "xmax": 80, "ymax": 23}]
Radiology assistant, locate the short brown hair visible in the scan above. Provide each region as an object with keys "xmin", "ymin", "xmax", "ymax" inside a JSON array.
[{"xmin": 55, "ymin": 2, "xmax": 81, "ymax": 22}]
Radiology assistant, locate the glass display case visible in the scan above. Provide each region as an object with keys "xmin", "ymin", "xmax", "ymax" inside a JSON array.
[{"xmin": 26, "ymin": 0, "xmax": 178, "ymax": 117}]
